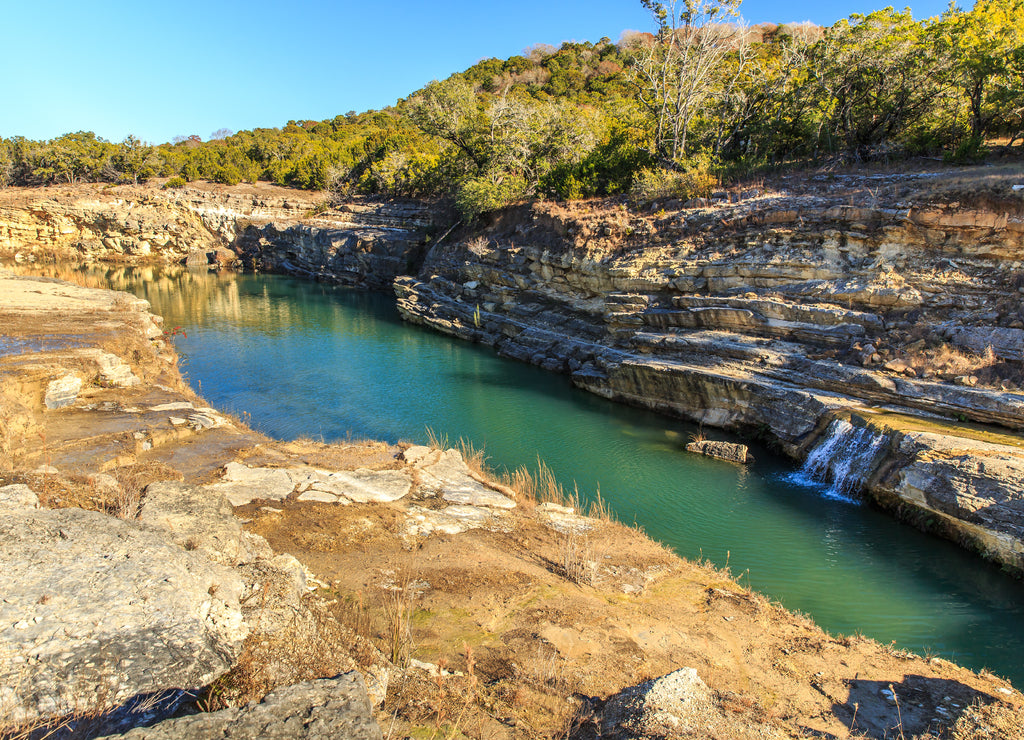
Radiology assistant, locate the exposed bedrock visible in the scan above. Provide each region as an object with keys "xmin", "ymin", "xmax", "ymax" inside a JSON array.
[
  {"xmin": 0, "ymin": 185, "xmax": 435, "ymax": 289},
  {"xmin": 395, "ymin": 184, "xmax": 1024, "ymax": 572}
]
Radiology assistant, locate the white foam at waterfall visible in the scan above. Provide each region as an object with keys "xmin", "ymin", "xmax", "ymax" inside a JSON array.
[{"xmin": 788, "ymin": 419, "xmax": 888, "ymax": 503}]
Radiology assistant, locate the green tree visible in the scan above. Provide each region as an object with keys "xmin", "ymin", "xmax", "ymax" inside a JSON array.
[
  {"xmin": 110, "ymin": 135, "xmax": 158, "ymax": 184},
  {"xmin": 934, "ymin": 0, "xmax": 1024, "ymax": 141}
]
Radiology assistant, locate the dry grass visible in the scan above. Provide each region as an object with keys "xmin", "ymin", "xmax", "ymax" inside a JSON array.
[
  {"xmin": 948, "ymin": 700, "xmax": 1024, "ymax": 740},
  {"xmin": 902, "ymin": 343, "xmax": 999, "ymax": 379},
  {"xmin": 562, "ymin": 532, "xmax": 597, "ymax": 587}
]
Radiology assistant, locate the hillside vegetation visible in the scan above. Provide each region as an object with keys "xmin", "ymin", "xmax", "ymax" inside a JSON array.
[{"xmin": 2, "ymin": 0, "xmax": 1022, "ymax": 218}]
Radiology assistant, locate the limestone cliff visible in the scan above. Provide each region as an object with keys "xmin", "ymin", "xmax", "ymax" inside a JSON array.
[
  {"xmin": 0, "ymin": 184, "xmax": 433, "ymax": 289},
  {"xmin": 393, "ymin": 172, "xmax": 1024, "ymax": 572}
]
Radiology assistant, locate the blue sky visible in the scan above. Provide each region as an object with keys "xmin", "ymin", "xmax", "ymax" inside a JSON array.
[{"xmin": 1, "ymin": 0, "xmax": 951, "ymax": 145}]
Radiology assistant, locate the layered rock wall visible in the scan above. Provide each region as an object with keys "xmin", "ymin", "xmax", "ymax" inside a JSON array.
[
  {"xmin": 0, "ymin": 185, "xmax": 434, "ymax": 288},
  {"xmin": 395, "ymin": 177, "xmax": 1024, "ymax": 571}
]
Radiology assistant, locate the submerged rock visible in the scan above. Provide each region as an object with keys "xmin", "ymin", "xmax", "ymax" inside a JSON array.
[{"xmin": 685, "ymin": 440, "xmax": 750, "ymax": 464}]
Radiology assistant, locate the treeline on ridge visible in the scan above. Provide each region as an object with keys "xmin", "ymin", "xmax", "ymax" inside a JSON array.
[{"xmin": 1, "ymin": 0, "xmax": 1021, "ymax": 218}]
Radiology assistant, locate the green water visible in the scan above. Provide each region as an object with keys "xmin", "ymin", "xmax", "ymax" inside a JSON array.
[{"xmin": 94, "ymin": 265, "xmax": 1024, "ymax": 686}]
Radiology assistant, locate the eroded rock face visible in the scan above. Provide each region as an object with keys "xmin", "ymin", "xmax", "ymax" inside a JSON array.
[
  {"xmin": 393, "ymin": 183, "xmax": 1024, "ymax": 570},
  {"xmin": 102, "ymin": 673, "xmax": 382, "ymax": 740},
  {"xmin": 0, "ymin": 506, "xmax": 248, "ymax": 725}
]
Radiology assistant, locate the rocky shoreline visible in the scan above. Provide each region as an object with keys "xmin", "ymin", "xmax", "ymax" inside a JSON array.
[
  {"xmin": 2, "ymin": 266, "xmax": 1023, "ymax": 738},
  {"xmin": 2, "ymin": 176, "xmax": 1022, "ymax": 576}
]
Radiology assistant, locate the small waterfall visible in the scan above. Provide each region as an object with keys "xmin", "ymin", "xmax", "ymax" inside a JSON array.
[{"xmin": 796, "ymin": 419, "xmax": 889, "ymax": 501}]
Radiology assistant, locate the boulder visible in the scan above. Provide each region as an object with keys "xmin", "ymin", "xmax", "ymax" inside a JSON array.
[
  {"xmin": 685, "ymin": 440, "xmax": 750, "ymax": 464},
  {"xmin": 100, "ymin": 673, "xmax": 382, "ymax": 740},
  {"xmin": 0, "ymin": 507, "xmax": 248, "ymax": 726},
  {"xmin": 601, "ymin": 667, "xmax": 720, "ymax": 739}
]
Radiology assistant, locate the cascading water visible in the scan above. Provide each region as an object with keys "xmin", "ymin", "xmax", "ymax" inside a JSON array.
[{"xmin": 795, "ymin": 418, "xmax": 890, "ymax": 501}]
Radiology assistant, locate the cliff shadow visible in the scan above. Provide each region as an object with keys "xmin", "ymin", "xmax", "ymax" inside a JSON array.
[{"xmin": 833, "ymin": 674, "xmax": 1000, "ymax": 738}]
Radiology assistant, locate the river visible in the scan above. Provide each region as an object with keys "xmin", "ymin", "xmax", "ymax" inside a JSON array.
[{"xmin": 55, "ymin": 264, "xmax": 1024, "ymax": 686}]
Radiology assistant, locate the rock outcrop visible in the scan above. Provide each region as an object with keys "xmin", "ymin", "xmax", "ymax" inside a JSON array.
[
  {"xmin": 0, "ymin": 501, "xmax": 249, "ymax": 726},
  {"xmin": 103, "ymin": 674, "xmax": 382, "ymax": 740},
  {"xmin": 394, "ymin": 174, "xmax": 1024, "ymax": 572}
]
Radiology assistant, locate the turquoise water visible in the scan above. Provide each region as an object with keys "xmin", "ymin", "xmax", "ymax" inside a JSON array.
[{"xmin": 96, "ymin": 266, "xmax": 1024, "ymax": 686}]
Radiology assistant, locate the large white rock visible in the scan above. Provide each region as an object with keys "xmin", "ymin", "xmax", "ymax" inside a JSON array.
[
  {"xmin": 204, "ymin": 462, "xmax": 296, "ymax": 506},
  {"xmin": 0, "ymin": 507, "xmax": 248, "ymax": 726}
]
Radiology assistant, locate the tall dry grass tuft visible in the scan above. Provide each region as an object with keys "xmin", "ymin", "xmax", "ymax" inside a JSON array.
[
  {"xmin": 562, "ymin": 532, "xmax": 597, "ymax": 587},
  {"xmin": 498, "ymin": 457, "xmax": 572, "ymax": 508}
]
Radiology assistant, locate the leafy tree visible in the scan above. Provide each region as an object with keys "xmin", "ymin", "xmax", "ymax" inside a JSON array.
[
  {"xmin": 934, "ymin": 0, "xmax": 1024, "ymax": 141},
  {"xmin": 110, "ymin": 135, "xmax": 158, "ymax": 184},
  {"xmin": 805, "ymin": 8, "xmax": 937, "ymax": 160}
]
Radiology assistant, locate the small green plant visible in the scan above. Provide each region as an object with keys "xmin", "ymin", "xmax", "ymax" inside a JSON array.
[{"xmin": 162, "ymin": 176, "xmax": 186, "ymax": 189}]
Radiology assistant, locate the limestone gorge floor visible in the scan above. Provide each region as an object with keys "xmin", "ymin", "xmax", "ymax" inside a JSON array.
[{"xmin": 0, "ymin": 272, "xmax": 1022, "ymax": 736}]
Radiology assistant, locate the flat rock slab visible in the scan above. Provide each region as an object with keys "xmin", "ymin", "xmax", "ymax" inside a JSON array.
[
  {"xmin": 205, "ymin": 462, "xmax": 296, "ymax": 506},
  {"xmin": 537, "ymin": 502, "xmax": 594, "ymax": 534},
  {"xmin": 405, "ymin": 447, "xmax": 516, "ymax": 509},
  {"xmin": 140, "ymin": 481, "xmax": 273, "ymax": 565},
  {"xmin": 103, "ymin": 673, "xmax": 382, "ymax": 739},
  {"xmin": 405, "ymin": 504, "xmax": 510, "ymax": 537},
  {"xmin": 305, "ymin": 468, "xmax": 413, "ymax": 504},
  {"xmin": 0, "ymin": 507, "xmax": 248, "ymax": 725}
]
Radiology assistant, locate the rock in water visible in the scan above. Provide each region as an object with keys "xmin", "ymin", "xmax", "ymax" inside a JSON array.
[
  {"xmin": 0, "ymin": 507, "xmax": 248, "ymax": 726},
  {"xmin": 103, "ymin": 674, "xmax": 383, "ymax": 739},
  {"xmin": 685, "ymin": 440, "xmax": 750, "ymax": 464}
]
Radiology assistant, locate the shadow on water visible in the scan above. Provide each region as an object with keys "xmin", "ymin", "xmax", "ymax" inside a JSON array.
[{"xmin": 47, "ymin": 264, "xmax": 1024, "ymax": 688}]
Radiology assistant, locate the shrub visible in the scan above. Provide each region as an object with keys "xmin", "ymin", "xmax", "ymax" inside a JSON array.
[
  {"xmin": 162, "ymin": 176, "xmax": 186, "ymax": 189},
  {"xmin": 629, "ymin": 164, "xmax": 716, "ymax": 206},
  {"xmin": 454, "ymin": 174, "xmax": 528, "ymax": 220}
]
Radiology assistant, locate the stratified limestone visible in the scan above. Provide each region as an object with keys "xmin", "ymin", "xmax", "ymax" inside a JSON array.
[{"xmin": 392, "ymin": 185, "xmax": 1024, "ymax": 572}]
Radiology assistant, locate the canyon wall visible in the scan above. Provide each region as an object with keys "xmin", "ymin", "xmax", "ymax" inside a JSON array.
[
  {"xmin": 0, "ymin": 184, "xmax": 434, "ymax": 289},
  {"xmin": 393, "ymin": 175, "xmax": 1024, "ymax": 572}
]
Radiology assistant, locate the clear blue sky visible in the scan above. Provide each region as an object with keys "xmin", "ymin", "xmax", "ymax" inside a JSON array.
[{"xmin": 1, "ymin": 0, "xmax": 950, "ymax": 145}]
